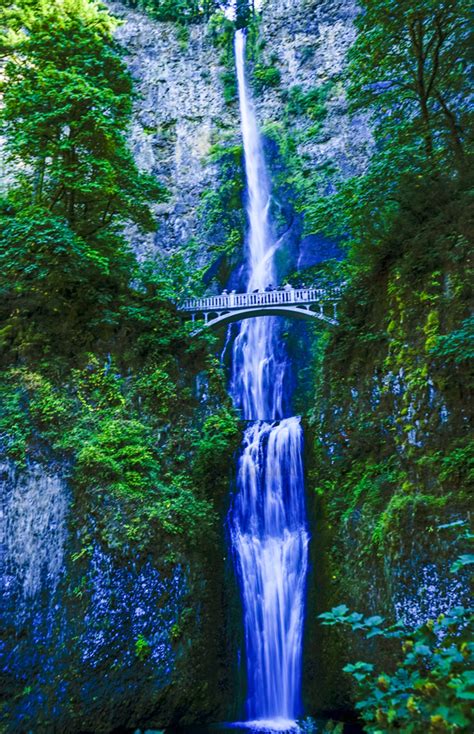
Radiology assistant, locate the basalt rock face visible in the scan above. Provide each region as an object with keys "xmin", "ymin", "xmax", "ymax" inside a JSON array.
[
  {"xmin": 258, "ymin": 0, "xmax": 370, "ymax": 177},
  {"xmin": 108, "ymin": 0, "xmax": 371, "ymax": 280},
  {"xmin": 101, "ymin": 2, "xmax": 375, "ymax": 720},
  {"xmin": 305, "ymin": 492, "xmax": 471, "ymax": 716},
  {"xmin": 108, "ymin": 1, "xmax": 236, "ymax": 264},
  {"xmin": 256, "ymin": 0, "xmax": 371, "ymax": 275},
  {"xmin": 0, "ymin": 459, "xmax": 233, "ymax": 732}
]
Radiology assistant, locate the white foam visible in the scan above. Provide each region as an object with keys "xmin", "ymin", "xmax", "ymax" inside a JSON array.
[{"xmin": 230, "ymin": 720, "xmax": 300, "ymax": 733}]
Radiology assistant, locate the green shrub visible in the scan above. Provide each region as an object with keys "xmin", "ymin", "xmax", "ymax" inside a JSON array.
[
  {"xmin": 319, "ymin": 536, "xmax": 474, "ymax": 733},
  {"xmin": 208, "ymin": 9, "xmax": 234, "ymax": 48},
  {"xmin": 320, "ymin": 604, "xmax": 473, "ymax": 733},
  {"xmin": 284, "ymin": 85, "xmax": 329, "ymax": 121},
  {"xmin": 253, "ymin": 63, "xmax": 281, "ymax": 93},
  {"xmin": 135, "ymin": 633, "xmax": 151, "ymax": 661}
]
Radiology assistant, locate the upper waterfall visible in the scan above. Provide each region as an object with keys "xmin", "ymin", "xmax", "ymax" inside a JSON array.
[
  {"xmin": 234, "ymin": 30, "xmax": 275, "ymax": 293},
  {"xmin": 230, "ymin": 30, "xmax": 289, "ymax": 421}
]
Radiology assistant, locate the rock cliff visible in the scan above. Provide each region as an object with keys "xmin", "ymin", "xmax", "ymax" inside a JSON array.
[
  {"xmin": 0, "ymin": 455, "xmax": 236, "ymax": 732},
  {"xmin": 108, "ymin": 0, "xmax": 371, "ymax": 277},
  {"xmin": 108, "ymin": 1, "xmax": 235, "ymax": 261}
]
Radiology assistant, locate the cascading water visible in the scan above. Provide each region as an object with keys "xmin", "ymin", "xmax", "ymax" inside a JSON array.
[{"xmin": 229, "ymin": 30, "xmax": 309, "ymax": 728}]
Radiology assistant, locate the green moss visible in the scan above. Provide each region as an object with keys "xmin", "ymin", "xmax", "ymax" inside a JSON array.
[
  {"xmin": 196, "ymin": 141, "xmax": 245, "ymax": 280},
  {"xmin": 176, "ymin": 23, "xmax": 190, "ymax": 50},
  {"xmin": 284, "ymin": 85, "xmax": 330, "ymax": 121},
  {"xmin": 309, "ymin": 175, "xmax": 472, "ymax": 598},
  {"xmin": 135, "ymin": 633, "xmax": 151, "ymax": 661},
  {"xmin": 0, "ymin": 342, "xmax": 239, "ymax": 557},
  {"xmin": 221, "ymin": 69, "xmax": 237, "ymax": 104},
  {"xmin": 209, "ymin": 10, "xmax": 238, "ymax": 104}
]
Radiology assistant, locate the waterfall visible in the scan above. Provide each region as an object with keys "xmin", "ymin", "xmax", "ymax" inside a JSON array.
[{"xmin": 229, "ymin": 30, "xmax": 309, "ymax": 728}]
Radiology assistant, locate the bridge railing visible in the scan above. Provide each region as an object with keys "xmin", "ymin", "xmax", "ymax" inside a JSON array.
[{"xmin": 179, "ymin": 286, "xmax": 341, "ymax": 313}]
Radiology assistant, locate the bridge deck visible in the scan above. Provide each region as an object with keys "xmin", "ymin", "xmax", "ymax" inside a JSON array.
[
  {"xmin": 179, "ymin": 286, "xmax": 341, "ymax": 313},
  {"xmin": 177, "ymin": 286, "xmax": 341, "ymax": 333}
]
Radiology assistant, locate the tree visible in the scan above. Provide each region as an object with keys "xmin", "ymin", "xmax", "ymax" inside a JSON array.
[
  {"xmin": 235, "ymin": 0, "xmax": 254, "ymax": 29},
  {"xmin": 348, "ymin": 0, "xmax": 471, "ymax": 169},
  {"xmin": 124, "ymin": 0, "xmax": 220, "ymax": 23},
  {"xmin": 0, "ymin": 207, "xmax": 135, "ymax": 364},
  {"xmin": 302, "ymin": 0, "xmax": 472, "ymax": 250},
  {"xmin": 0, "ymin": 0, "xmax": 164, "ymax": 364},
  {"xmin": 1, "ymin": 0, "xmax": 163, "ymax": 236}
]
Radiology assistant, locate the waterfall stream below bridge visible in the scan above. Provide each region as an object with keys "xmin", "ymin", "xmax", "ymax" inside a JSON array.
[{"xmin": 228, "ymin": 29, "xmax": 309, "ymax": 729}]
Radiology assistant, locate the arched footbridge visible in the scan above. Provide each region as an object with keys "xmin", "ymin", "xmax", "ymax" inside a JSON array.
[{"xmin": 178, "ymin": 286, "xmax": 341, "ymax": 334}]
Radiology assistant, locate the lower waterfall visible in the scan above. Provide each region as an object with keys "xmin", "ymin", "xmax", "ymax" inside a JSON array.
[
  {"xmin": 231, "ymin": 419, "xmax": 309, "ymax": 723},
  {"xmin": 229, "ymin": 29, "xmax": 309, "ymax": 726}
]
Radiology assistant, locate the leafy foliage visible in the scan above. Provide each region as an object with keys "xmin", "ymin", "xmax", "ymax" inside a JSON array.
[
  {"xmin": 199, "ymin": 142, "xmax": 245, "ymax": 268},
  {"xmin": 135, "ymin": 633, "xmax": 152, "ymax": 661},
  {"xmin": 0, "ymin": 0, "xmax": 167, "ymax": 367},
  {"xmin": 308, "ymin": 0, "xmax": 473, "ymax": 544},
  {"xmin": 1, "ymin": 0, "xmax": 163, "ymax": 233},
  {"xmin": 253, "ymin": 61, "xmax": 280, "ymax": 93},
  {"xmin": 0, "ymin": 207, "xmax": 131, "ymax": 364},
  {"xmin": 319, "ymin": 601, "xmax": 474, "ymax": 733},
  {"xmin": 431, "ymin": 317, "xmax": 474, "ymax": 365},
  {"xmin": 234, "ymin": 0, "xmax": 254, "ymax": 29},
  {"xmin": 0, "ymin": 350, "xmax": 239, "ymax": 556},
  {"xmin": 304, "ymin": 0, "xmax": 472, "ymax": 240},
  {"xmin": 121, "ymin": 0, "xmax": 220, "ymax": 23},
  {"xmin": 347, "ymin": 0, "xmax": 471, "ymax": 167},
  {"xmin": 306, "ymin": 0, "xmax": 473, "ymax": 716},
  {"xmin": 284, "ymin": 85, "xmax": 329, "ymax": 124}
]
